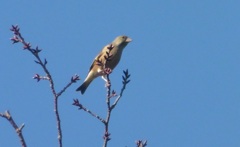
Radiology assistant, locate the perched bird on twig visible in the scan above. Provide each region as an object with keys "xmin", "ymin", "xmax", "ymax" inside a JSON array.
[{"xmin": 76, "ymin": 35, "xmax": 132, "ymax": 94}]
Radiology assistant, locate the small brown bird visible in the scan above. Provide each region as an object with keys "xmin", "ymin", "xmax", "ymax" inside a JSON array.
[{"xmin": 76, "ymin": 35, "xmax": 132, "ymax": 94}]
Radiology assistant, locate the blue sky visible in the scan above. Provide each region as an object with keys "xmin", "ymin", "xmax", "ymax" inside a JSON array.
[{"xmin": 1, "ymin": 0, "xmax": 240, "ymax": 146}]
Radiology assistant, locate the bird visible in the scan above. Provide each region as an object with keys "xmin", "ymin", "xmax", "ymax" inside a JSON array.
[{"xmin": 76, "ymin": 35, "xmax": 132, "ymax": 94}]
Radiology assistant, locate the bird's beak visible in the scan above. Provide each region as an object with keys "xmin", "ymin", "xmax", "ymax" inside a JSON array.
[{"xmin": 126, "ymin": 37, "xmax": 132, "ymax": 42}]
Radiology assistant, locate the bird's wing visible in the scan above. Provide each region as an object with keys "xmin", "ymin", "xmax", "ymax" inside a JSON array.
[
  {"xmin": 88, "ymin": 44, "xmax": 111, "ymax": 72},
  {"xmin": 88, "ymin": 50, "xmax": 104, "ymax": 72}
]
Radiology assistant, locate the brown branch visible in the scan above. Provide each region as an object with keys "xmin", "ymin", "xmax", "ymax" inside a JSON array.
[
  {"xmin": 102, "ymin": 69, "xmax": 130, "ymax": 147},
  {"xmin": 110, "ymin": 69, "xmax": 130, "ymax": 110},
  {"xmin": 73, "ymin": 70, "xmax": 130, "ymax": 147},
  {"xmin": 57, "ymin": 75, "xmax": 80, "ymax": 97},
  {"xmin": 0, "ymin": 111, "xmax": 27, "ymax": 147},
  {"xmin": 73, "ymin": 99, "xmax": 105, "ymax": 123},
  {"xmin": 10, "ymin": 25, "xmax": 62, "ymax": 147},
  {"xmin": 10, "ymin": 25, "xmax": 80, "ymax": 147},
  {"xmin": 102, "ymin": 73, "xmax": 112, "ymax": 147}
]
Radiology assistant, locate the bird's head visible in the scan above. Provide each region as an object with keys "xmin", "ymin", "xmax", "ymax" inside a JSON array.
[{"xmin": 114, "ymin": 35, "xmax": 132, "ymax": 46}]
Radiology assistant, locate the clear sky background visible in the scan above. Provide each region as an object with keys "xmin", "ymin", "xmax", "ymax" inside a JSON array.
[{"xmin": 1, "ymin": 0, "xmax": 240, "ymax": 147}]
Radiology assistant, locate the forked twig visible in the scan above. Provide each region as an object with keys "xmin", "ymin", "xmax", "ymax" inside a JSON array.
[
  {"xmin": 10, "ymin": 25, "xmax": 80, "ymax": 147},
  {"xmin": 0, "ymin": 111, "xmax": 26, "ymax": 147}
]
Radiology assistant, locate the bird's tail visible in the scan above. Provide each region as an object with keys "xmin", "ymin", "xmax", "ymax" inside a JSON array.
[{"xmin": 76, "ymin": 80, "xmax": 92, "ymax": 94}]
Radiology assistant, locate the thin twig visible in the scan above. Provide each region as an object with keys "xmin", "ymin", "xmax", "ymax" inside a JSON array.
[
  {"xmin": 110, "ymin": 79, "xmax": 127, "ymax": 110},
  {"xmin": 102, "ymin": 73, "xmax": 112, "ymax": 147},
  {"xmin": 57, "ymin": 75, "xmax": 80, "ymax": 97},
  {"xmin": 10, "ymin": 25, "xmax": 79, "ymax": 147},
  {"xmin": 10, "ymin": 25, "xmax": 62, "ymax": 147},
  {"xmin": 73, "ymin": 99, "xmax": 105, "ymax": 123},
  {"xmin": 102, "ymin": 69, "xmax": 130, "ymax": 147},
  {"xmin": 0, "ymin": 111, "xmax": 27, "ymax": 147},
  {"xmin": 136, "ymin": 140, "xmax": 147, "ymax": 147}
]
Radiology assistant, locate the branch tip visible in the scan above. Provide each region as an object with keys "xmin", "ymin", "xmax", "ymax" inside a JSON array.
[
  {"xmin": 71, "ymin": 75, "xmax": 80, "ymax": 83},
  {"xmin": 136, "ymin": 140, "xmax": 147, "ymax": 147}
]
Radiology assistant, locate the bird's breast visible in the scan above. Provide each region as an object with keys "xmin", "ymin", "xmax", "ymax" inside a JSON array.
[{"xmin": 105, "ymin": 51, "xmax": 122, "ymax": 69}]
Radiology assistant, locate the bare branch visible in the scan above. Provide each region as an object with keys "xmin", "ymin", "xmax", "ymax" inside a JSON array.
[
  {"xmin": 10, "ymin": 25, "xmax": 80, "ymax": 147},
  {"xmin": 57, "ymin": 75, "xmax": 80, "ymax": 97},
  {"xmin": 110, "ymin": 69, "xmax": 130, "ymax": 110},
  {"xmin": 73, "ymin": 99, "xmax": 105, "ymax": 123},
  {"xmin": 0, "ymin": 111, "xmax": 27, "ymax": 147},
  {"xmin": 102, "ymin": 69, "xmax": 130, "ymax": 147},
  {"xmin": 10, "ymin": 25, "xmax": 62, "ymax": 147},
  {"xmin": 136, "ymin": 140, "xmax": 147, "ymax": 147}
]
